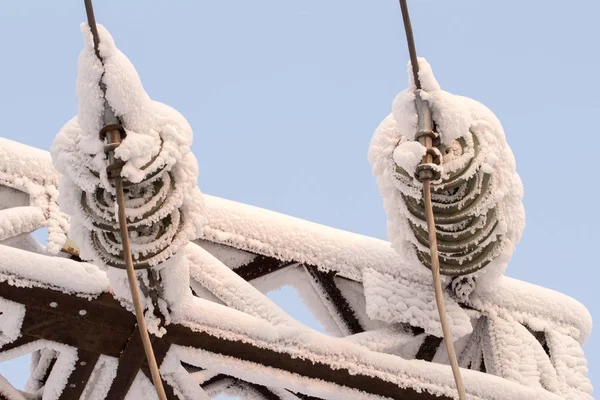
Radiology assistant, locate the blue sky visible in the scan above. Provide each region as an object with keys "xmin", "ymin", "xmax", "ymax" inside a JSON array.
[{"xmin": 0, "ymin": 0, "xmax": 597, "ymax": 398}]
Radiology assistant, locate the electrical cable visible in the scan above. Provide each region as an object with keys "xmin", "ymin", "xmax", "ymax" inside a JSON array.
[{"xmin": 397, "ymin": 1, "xmax": 467, "ymax": 398}]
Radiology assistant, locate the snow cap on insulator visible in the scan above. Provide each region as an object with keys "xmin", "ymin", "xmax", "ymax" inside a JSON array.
[{"xmin": 368, "ymin": 58, "xmax": 524, "ymax": 299}]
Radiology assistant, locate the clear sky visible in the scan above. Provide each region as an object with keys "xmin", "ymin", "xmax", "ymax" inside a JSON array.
[{"xmin": 0, "ymin": 1, "xmax": 597, "ymax": 399}]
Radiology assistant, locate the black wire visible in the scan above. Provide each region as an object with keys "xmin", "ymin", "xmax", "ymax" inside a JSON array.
[
  {"xmin": 398, "ymin": 0, "xmax": 421, "ymax": 89},
  {"xmin": 84, "ymin": 0, "xmax": 102, "ymax": 61}
]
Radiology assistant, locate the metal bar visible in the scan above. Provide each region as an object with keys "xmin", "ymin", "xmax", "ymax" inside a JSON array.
[
  {"xmin": 22, "ymin": 310, "xmax": 130, "ymax": 358},
  {"xmin": 58, "ymin": 350, "xmax": 100, "ymax": 400},
  {"xmin": 0, "ymin": 335, "xmax": 38, "ymax": 353},
  {"xmin": 0, "ymin": 281, "xmax": 135, "ymax": 332},
  {"xmin": 105, "ymin": 326, "xmax": 153, "ymax": 400},
  {"xmin": 167, "ymin": 323, "xmax": 451, "ymax": 400},
  {"xmin": 415, "ymin": 335, "xmax": 443, "ymax": 362},
  {"xmin": 304, "ymin": 266, "xmax": 364, "ymax": 335},
  {"xmin": 233, "ymin": 255, "xmax": 295, "ymax": 281}
]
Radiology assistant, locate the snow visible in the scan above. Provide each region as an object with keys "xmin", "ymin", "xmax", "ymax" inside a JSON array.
[
  {"xmin": 301, "ymin": 265, "xmax": 354, "ymax": 336},
  {"xmin": 369, "ymin": 58, "xmax": 525, "ymax": 295},
  {"xmin": 48, "ymin": 23, "xmax": 205, "ymax": 330},
  {"xmin": 42, "ymin": 349, "xmax": 77, "ymax": 400},
  {"xmin": 187, "ymin": 243, "xmax": 300, "ymax": 328},
  {"xmin": 393, "ymin": 141, "xmax": 427, "ymax": 176},
  {"xmin": 0, "ymin": 375, "xmax": 30, "ymax": 400},
  {"xmin": 0, "ymin": 139, "xmax": 59, "ymax": 189},
  {"xmin": 78, "ymin": 355, "xmax": 119, "ymax": 400},
  {"xmin": 201, "ymin": 193, "xmax": 585, "ymax": 342},
  {"xmin": 471, "ymin": 277, "xmax": 592, "ymax": 344},
  {"xmin": 485, "ymin": 314, "xmax": 559, "ymax": 391},
  {"xmin": 0, "ymin": 138, "xmax": 69, "ymax": 254},
  {"xmin": 124, "ymin": 372, "xmax": 159, "ymax": 400},
  {"xmin": 159, "ymin": 351, "xmax": 211, "ymax": 400},
  {"xmin": 0, "ymin": 298, "xmax": 25, "ymax": 349},
  {"xmin": 171, "ymin": 308, "xmax": 565, "ymax": 400},
  {"xmin": 546, "ymin": 330, "xmax": 593, "ymax": 399},
  {"xmin": 334, "ymin": 276, "xmax": 389, "ymax": 332},
  {"xmin": 3, "ymin": 136, "xmax": 588, "ymax": 347},
  {"xmin": 194, "ymin": 240, "xmax": 256, "ymax": 269},
  {"xmin": 0, "ymin": 244, "xmax": 109, "ymax": 296},
  {"xmin": 200, "ymin": 192, "xmax": 591, "ymax": 343},
  {"xmin": 202, "ymin": 194, "xmax": 400, "ymax": 282},
  {"xmin": 344, "ymin": 325, "xmax": 416, "ymax": 354},
  {"xmin": 0, "ymin": 128, "xmax": 593, "ymax": 399},
  {"xmin": 363, "ymin": 267, "xmax": 472, "ymax": 340},
  {"xmin": 0, "ymin": 187, "xmax": 29, "ymax": 210},
  {"xmin": 0, "ymin": 207, "xmax": 46, "ymax": 242},
  {"xmin": 51, "ymin": 23, "xmax": 204, "ymax": 276}
]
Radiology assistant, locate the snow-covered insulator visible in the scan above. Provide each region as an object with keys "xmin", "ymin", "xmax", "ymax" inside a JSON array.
[
  {"xmin": 394, "ymin": 127, "xmax": 501, "ymax": 276},
  {"xmin": 51, "ymin": 24, "xmax": 204, "ymax": 275},
  {"xmin": 369, "ymin": 58, "xmax": 524, "ymax": 292},
  {"xmin": 82, "ymin": 132, "xmax": 183, "ymax": 269}
]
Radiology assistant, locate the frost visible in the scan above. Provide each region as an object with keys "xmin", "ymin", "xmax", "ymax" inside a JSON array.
[
  {"xmin": 187, "ymin": 243, "xmax": 299, "ymax": 328},
  {"xmin": 368, "ymin": 58, "xmax": 525, "ymax": 294},
  {"xmin": 485, "ymin": 314, "xmax": 559, "ymax": 391},
  {"xmin": 0, "ymin": 139, "xmax": 69, "ymax": 254},
  {"xmin": 0, "ymin": 298, "xmax": 25, "ymax": 348},
  {"xmin": 0, "ymin": 375, "xmax": 30, "ymax": 400},
  {"xmin": 172, "ymin": 330, "xmax": 563, "ymax": 400},
  {"xmin": 78, "ymin": 356, "xmax": 118, "ymax": 400},
  {"xmin": 392, "ymin": 141, "xmax": 426, "ymax": 175},
  {"xmin": 546, "ymin": 331, "xmax": 593, "ymax": 399},
  {"xmin": 50, "ymin": 24, "xmax": 205, "ymax": 314},
  {"xmin": 0, "ymin": 207, "xmax": 45, "ymax": 242},
  {"xmin": 363, "ymin": 267, "xmax": 472, "ymax": 340},
  {"xmin": 0, "ymin": 79, "xmax": 593, "ymax": 400},
  {"xmin": 0, "ymin": 244, "xmax": 109, "ymax": 296}
]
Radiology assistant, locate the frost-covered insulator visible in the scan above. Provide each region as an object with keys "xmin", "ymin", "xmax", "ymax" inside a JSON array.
[
  {"xmin": 51, "ymin": 25, "xmax": 204, "ymax": 315},
  {"xmin": 369, "ymin": 58, "xmax": 524, "ymax": 293}
]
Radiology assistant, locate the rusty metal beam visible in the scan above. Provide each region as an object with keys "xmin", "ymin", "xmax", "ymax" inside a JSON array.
[
  {"xmin": 292, "ymin": 392, "xmax": 323, "ymax": 400},
  {"xmin": 140, "ymin": 367, "xmax": 179, "ymax": 400},
  {"xmin": 0, "ymin": 335, "xmax": 38, "ymax": 353},
  {"xmin": 58, "ymin": 350, "xmax": 100, "ymax": 400},
  {"xmin": 0, "ymin": 281, "xmax": 449, "ymax": 400},
  {"xmin": 167, "ymin": 324, "xmax": 450, "ymax": 400},
  {"xmin": 415, "ymin": 335, "xmax": 443, "ymax": 362},
  {"xmin": 105, "ymin": 327, "xmax": 152, "ymax": 400},
  {"xmin": 0, "ymin": 281, "xmax": 135, "ymax": 332},
  {"xmin": 233, "ymin": 256, "xmax": 295, "ymax": 281},
  {"xmin": 304, "ymin": 265, "xmax": 363, "ymax": 335},
  {"xmin": 200, "ymin": 373, "xmax": 230, "ymax": 389},
  {"xmin": 22, "ymin": 309, "xmax": 129, "ymax": 358}
]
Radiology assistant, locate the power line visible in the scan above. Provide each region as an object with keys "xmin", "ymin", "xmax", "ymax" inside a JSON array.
[
  {"xmin": 397, "ymin": 1, "xmax": 467, "ymax": 399},
  {"xmin": 83, "ymin": 2, "xmax": 168, "ymax": 399}
]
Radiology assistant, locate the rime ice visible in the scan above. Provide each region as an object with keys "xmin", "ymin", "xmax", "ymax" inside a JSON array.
[
  {"xmin": 369, "ymin": 58, "xmax": 525, "ymax": 296},
  {"xmin": 50, "ymin": 24, "xmax": 205, "ymax": 319},
  {"xmin": 0, "ymin": 139, "xmax": 593, "ymax": 399}
]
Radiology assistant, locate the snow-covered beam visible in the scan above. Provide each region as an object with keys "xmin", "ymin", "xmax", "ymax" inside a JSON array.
[
  {"xmin": 198, "ymin": 373, "xmax": 308, "ymax": 400},
  {"xmin": 0, "ymin": 281, "xmax": 450, "ymax": 399},
  {"xmin": 104, "ymin": 327, "xmax": 150, "ymax": 399},
  {"xmin": 233, "ymin": 255, "xmax": 295, "ymax": 281},
  {"xmin": 0, "ymin": 375, "xmax": 31, "ymax": 400},
  {"xmin": 303, "ymin": 265, "xmax": 364, "ymax": 335},
  {"xmin": 0, "ymin": 283, "xmax": 185, "ymax": 399},
  {"xmin": 59, "ymin": 350, "xmax": 99, "ymax": 400},
  {"xmin": 167, "ymin": 323, "xmax": 450, "ymax": 400}
]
